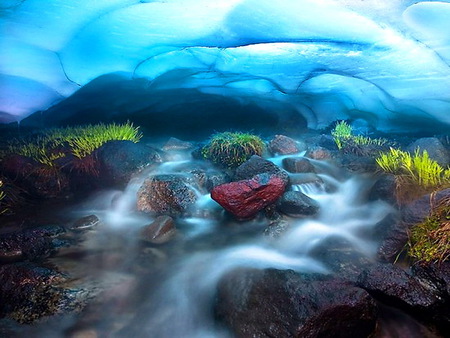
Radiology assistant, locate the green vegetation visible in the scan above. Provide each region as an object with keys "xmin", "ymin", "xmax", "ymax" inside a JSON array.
[
  {"xmin": 408, "ymin": 200, "xmax": 450, "ymax": 263},
  {"xmin": 6, "ymin": 122, "xmax": 142, "ymax": 165},
  {"xmin": 202, "ymin": 132, "xmax": 265, "ymax": 168},
  {"xmin": 376, "ymin": 148, "xmax": 450, "ymax": 189},
  {"xmin": 331, "ymin": 121, "xmax": 387, "ymax": 151}
]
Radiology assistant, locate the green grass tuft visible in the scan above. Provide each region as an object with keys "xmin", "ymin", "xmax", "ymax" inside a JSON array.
[
  {"xmin": 6, "ymin": 122, "xmax": 143, "ymax": 165},
  {"xmin": 202, "ymin": 132, "xmax": 265, "ymax": 168},
  {"xmin": 331, "ymin": 121, "xmax": 388, "ymax": 151},
  {"xmin": 376, "ymin": 148, "xmax": 450, "ymax": 189},
  {"xmin": 408, "ymin": 200, "xmax": 450, "ymax": 263}
]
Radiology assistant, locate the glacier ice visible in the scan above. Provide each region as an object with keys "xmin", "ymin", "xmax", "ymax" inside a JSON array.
[{"xmin": 1, "ymin": 0, "xmax": 450, "ymax": 132}]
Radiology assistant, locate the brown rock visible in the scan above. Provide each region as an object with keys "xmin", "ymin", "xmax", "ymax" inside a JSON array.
[{"xmin": 140, "ymin": 216, "xmax": 177, "ymax": 244}]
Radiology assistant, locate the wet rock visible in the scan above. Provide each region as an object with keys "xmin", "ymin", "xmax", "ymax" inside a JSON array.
[
  {"xmin": 215, "ymin": 268, "xmax": 378, "ymax": 338},
  {"xmin": 305, "ymin": 146, "xmax": 332, "ymax": 160},
  {"xmin": 69, "ymin": 215, "xmax": 100, "ymax": 232},
  {"xmin": 96, "ymin": 140, "xmax": 163, "ymax": 187},
  {"xmin": 412, "ymin": 262, "xmax": 450, "ymax": 302},
  {"xmin": 310, "ymin": 237, "xmax": 373, "ymax": 283},
  {"xmin": 368, "ymin": 173, "xmax": 397, "ymax": 205},
  {"xmin": 0, "ymin": 225, "xmax": 66, "ymax": 263},
  {"xmin": 407, "ymin": 137, "xmax": 450, "ymax": 167},
  {"xmin": 282, "ymin": 157, "xmax": 316, "ymax": 173},
  {"xmin": 317, "ymin": 134, "xmax": 339, "ymax": 150},
  {"xmin": 339, "ymin": 154, "xmax": 377, "ymax": 173},
  {"xmin": 211, "ymin": 173, "xmax": 286, "ymax": 219},
  {"xmin": 264, "ymin": 219, "xmax": 290, "ymax": 238},
  {"xmin": 277, "ymin": 191, "xmax": 319, "ymax": 217},
  {"xmin": 162, "ymin": 137, "xmax": 194, "ymax": 151},
  {"xmin": 377, "ymin": 221, "xmax": 409, "ymax": 262},
  {"xmin": 136, "ymin": 174, "xmax": 197, "ymax": 216},
  {"xmin": 234, "ymin": 155, "xmax": 289, "ymax": 185},
  {"xmin": 357, "ymin": 263, "xmax": 442, "ymax": 314},
  {"xmin": 204, "ymin": 171, "xmax": 230, "ymax": 192},
  {"xmin": 140, "ymin": 216, "xmax": 177, "ymax": 244},
  {"xmin": 268, "ymin": 135, "xmax": 304, "ymax": 155},
  {"xmin": 0, "ymin": 262, "xmax": 86, "ymax": 323}
]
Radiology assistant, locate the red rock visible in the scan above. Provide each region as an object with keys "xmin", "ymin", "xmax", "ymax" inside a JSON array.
[{"xmin": 211, "ymin": 173, "xmax": 286, "ymax": 219}]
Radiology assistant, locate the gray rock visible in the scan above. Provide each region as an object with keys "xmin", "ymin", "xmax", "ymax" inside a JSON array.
[
  {"xmin": 278, "ymin": 191, "xmax": 319, "ymax": 217},
  {"xmin": 407, "ymin": 137, "xmax": 450, "ymax": 167}
]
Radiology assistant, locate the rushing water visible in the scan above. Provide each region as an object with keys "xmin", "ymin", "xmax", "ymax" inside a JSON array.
[{"xmin": 27, "ymin": 150, "xmax": 394, "ymax": 337}]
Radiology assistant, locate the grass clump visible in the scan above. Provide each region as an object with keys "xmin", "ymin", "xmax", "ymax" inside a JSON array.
[
  {"xmin": 331, "ymin": 121, "xmax": 388, "ymax": 152},
  {"xmin": 376, "ymin": 148, "xmax": 450, "ymax": 190},
  {"xmin": 7, "ymin": 122, "xmax": 142, "ymax": 165},
  {"xmin": 408, "ymin": 198, "xmax": 450, "ymax": 263},
  {"xmin": 66, "ymin": 122, "xmax": 142, "ymax": 159},
  {"xmin": 202, "ymin": 132, "xmax": 264, "ymax": 168}
]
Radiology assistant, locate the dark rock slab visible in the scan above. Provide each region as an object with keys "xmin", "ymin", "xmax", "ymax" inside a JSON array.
[
  {"xmin": 215, "ymin": 268, "xmax": 378, "ymax": 338},
  {"xmin": 0, "ymin": 225, "xmax": 66, "ymax": 263},
  {"xmin": 136, "ymin": 174, "xmax": 197, "ymax": 215},
  {"xmin": 211, "ymin": 173, "xmax": 286, "ymax": 219},
  {"xmin": 357, "ymin": 263, "xmax": 442, "ymax": 312},
  {"xmin": 368, "ymin": 173, "xmax": 397, "ymax": 205},
  {"xmin": 0, "ymin": 262, "xmax": 86, "ymax": 323},
  {"xmin": 278, "ymin": 191, "xmax": 319, "ymax": 217},
  {"xmin": 234, "ymin": 155, "xmax": 289, "ymax": 185},
  {"xmin": 96, "ymin": 140, "xmax": 163, "ymax": 187}
]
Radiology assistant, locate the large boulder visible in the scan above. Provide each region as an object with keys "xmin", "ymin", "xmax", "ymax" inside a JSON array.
[
  {"xmin": 96, "ymin": 140, "xmax": 163, "ymax": 186},
  {"xmin": 215, "ymin": 268, "xmax": 378, "ymax": 338},
  {"xmin": 136, "ymin": 174, "xmax": 198, "ymax": 216},
  {"xmin": 234, "ymin": 155, "xmax": 289, "ymax": 185},
  {"xmin": 357, "ymin": 263, "xmax": 449, "ymax": 330},
  {"xmin": 211, "ymin": 173, "xmax": 286, "ymax": 219}
]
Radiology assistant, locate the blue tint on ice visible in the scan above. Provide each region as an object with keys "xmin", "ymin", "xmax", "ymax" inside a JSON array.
[{"xmin": 1, "ymin": 0, "xmax": 450, "ymax": 131}]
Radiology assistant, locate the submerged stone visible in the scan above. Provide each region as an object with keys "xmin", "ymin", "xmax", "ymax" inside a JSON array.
[{"xmin": 140, "ymin": 216, "xmax": 177, "ymax": 244}]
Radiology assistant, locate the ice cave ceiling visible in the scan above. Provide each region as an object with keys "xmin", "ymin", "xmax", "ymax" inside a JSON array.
[{"xmin": 1, "ymin": 0, "xmax": 450, "ymax": 133}]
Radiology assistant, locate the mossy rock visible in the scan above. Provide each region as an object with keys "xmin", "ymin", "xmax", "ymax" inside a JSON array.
[{"xmin": 202, "ymin": 132, "xmax": 264, "ymax": 169}]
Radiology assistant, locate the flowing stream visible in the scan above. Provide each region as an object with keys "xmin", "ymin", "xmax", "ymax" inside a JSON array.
[{"xmin": 30, "ymin": 150, "xmax": 394, "ymax": 337}]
